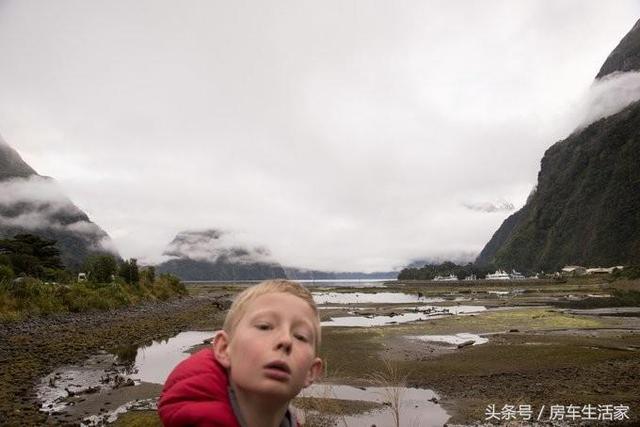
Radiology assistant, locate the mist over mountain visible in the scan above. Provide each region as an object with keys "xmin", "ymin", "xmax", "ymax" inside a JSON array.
[
  {"xmin": 476, "ymin": 19, "xmax": 640, "ymax": 271},
  {"xmin": 156, "ymin": 229, "xmax": 398, "ymax": 281},
  {"xmin": 0, "ymin": 135, "xmax": 117, "ymax": 269},
  {"xmin": 155, "ymin": 229, "xmax": 287, "ymax": 280},
  {"xmin": 282, "ymin": 267, "xmax": 397, "ymax": 281}
]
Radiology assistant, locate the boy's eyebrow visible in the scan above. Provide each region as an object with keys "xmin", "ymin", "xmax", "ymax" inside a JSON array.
[{"xmin": 248, "ymin": 309, "xmax": 316, "ymax": 333}]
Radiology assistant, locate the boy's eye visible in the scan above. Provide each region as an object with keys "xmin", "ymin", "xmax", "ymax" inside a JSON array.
[
  {"xmin": 256, "ymin": 323, "xmax": 272, "ymax": 331},
  {"xmin": 294, "ymin": 333, "xmax": 309, "ymax": 342}
]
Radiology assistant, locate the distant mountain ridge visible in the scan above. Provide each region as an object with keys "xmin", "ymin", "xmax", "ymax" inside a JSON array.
[
  {"xmin": 0, "ymin": 135, "xmax": 117, "ymax": 269},
  {"xmin": 155, "ymin": 229, "xmax": 398, "ymax": 281},
  {"xmin": 155, "ymin": 229, "xmax": 288, "ymax": 281},
  {"xmin": 476, "ymin": 19, "xmax": 640, "ymax": 271}
]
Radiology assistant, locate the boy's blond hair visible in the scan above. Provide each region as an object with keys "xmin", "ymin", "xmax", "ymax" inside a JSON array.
[{"xmin": 223, "ymin": 279, "xmax": 321, "ymax": 351}]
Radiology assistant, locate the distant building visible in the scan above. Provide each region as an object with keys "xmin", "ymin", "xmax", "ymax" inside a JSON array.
[
  {"xmin": 464, "ymin": 274, "xmax": 477, "ymax": 281},
  {"xmin": 586, "ymin": 266, "xmax": 624, "ymax": 275},
  {"xmin": 510, "ymin": 270, "xmax": 525, "ymax": 280},
  {"xmin": 561, "ymin": 265, "xmax": 587, "ymax": 276},
  {"xmin": 486, "ymin": 270, "xmax": 511, "ymax": 280},
  {"xmin": 433, "ymin": 274, "xmax": 458, "ymax": 281}
]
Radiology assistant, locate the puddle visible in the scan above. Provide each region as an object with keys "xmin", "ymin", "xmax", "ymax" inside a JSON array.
[
  {"xmin": 37, "ymin": 330, "xmax": 215, "ymax": 419},
  {"xmin": 37, "ymin": 352, "xmax": 124, "ymax": 414},
  {"xmin": 415, "ymin": 305, "xmax": 486, "ymax": 315},
  {"xmin": 322, "ymin": 305, "xmax": 486, "ymax": 327},
  {"xmin": 296, "ymin": 383, "xmax": 449, "ymax": 427},
  {"xmin": 133, "ymin": 331, "xmax": 216, "ymax": 384},
  {"xmin": 408, "ymin": 333, "xmax": 489, "ymax": 346},
  {"xmin": 313, "ymin": 292, "xmax": 443, "ymax": 305},
  {"xmin": 81, "ymin": 398, "xmax": 157, "ymax": 426}
]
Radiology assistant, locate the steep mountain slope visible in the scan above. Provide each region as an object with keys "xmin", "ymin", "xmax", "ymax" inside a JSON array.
[
  {"xmin": 476, "ymin": 19, "xmax": 640, "ymax": 271},
  {"xmin": 0, "ymin": 135, "xmax": 117, "ymax": 268}
]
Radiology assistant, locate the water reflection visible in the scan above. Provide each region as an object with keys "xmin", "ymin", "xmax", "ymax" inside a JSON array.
[
  {"xmin": 321, "ymin": 305, "xmax": 486, "ymax": 327},
  {"xmin": 297, "ymin": 384, "xmax": 449, "ymax": 427},
  {"xmin": 313, "ymin": 292, "xmax": 443, "ymax": 305},
  {"xmin": 132, "ymin": 331, "xmax": 215, "ymax": 384}
]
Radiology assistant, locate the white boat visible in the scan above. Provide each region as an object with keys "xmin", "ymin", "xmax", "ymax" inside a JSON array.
[
  {"xmin": 509, "ymin": 270, "xmax": 525, "ymax": 280},
  {"xmin": 433, "ymin": 274, "xmax": 458, "ymax": 282},
  {"xmin": 486, "ymin": 270, "xmax": 511, "ymax": 280}
]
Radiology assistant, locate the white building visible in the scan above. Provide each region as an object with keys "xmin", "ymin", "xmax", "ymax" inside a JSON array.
[
  {"xmin": 486, "ymin": 270, "xmax": 511, "ymax": 280},
  {"xmin": 433, "ymin": 274, "xmax": 458, "ymax": 281}
]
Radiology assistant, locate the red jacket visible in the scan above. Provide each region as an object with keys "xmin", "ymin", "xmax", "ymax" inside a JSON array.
[
  {"xmin": 158, "ymin": 348, "xmax": 241, "ymax": 427},
  {"xmin": 158, "ymin": 348, "xmax": 300, "ymax": 427}
]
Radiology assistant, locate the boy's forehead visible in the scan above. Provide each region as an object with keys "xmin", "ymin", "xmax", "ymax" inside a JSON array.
[
  {"xmin": 242, "ymin": 293, "xmax": 318, "ymax": 324},
  {"xmin": 248, "ymin": 291, "xmax": 313, "ymax": 308}
]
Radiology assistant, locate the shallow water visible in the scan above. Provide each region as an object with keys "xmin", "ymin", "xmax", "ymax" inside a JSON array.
[
  {"xmin": 297, "ymin": 383, "xmax": 449, "ymax": 427},
  {"xmin": 313, "ymin": 291, "xmax": 443, "ymax": 305},
  {"xmin": 415, "ymin": 304, "xmax": 487, "ymax": 315},
  {"xmin": 133, "ymin": 331, "xmax": 216, "ymax": 384},
  {"xmin": 408, "ymin": 332, "xmax": 489, "ymax": 346},
  {"xmin": 321, "ymin": 305, "xmax": 486, "ymax": 327},
  {"xmin": 37, "ymin": 353, "xmax": 120, "ymax": 413}
]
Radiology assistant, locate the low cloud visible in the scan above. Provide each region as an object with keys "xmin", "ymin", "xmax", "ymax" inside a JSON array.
[
  {"xmin": 0, "ymin": 175, "xmax": 115, "ymax": 252},
  {"xmin": 163, "ymin": 229, "xmax": 276, "ymax": 265},
  {"xmin": 0, "ymin": 210, "xmax": 102, "ymax": 235},
  {"xmin": 0, "ymin": 175, "xmax": 68, "ymax": 205},
  {"xmin": 577, "ymin": 71, "xmax": 640, "ymax": 128},
  {"xmin": 462, "ymin": 200, "xmax": 515, "ymax": 213},
  {"xmin": 1, "ymin": 2, "xmax": 638, "ymax": 272}
]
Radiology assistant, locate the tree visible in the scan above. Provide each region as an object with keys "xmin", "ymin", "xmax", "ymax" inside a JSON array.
[
  {"xmin": 85, "ymin": 254, "xmax": 118, "ymax": 283},
  {"xmin": 140, "ymin": 265, "xmax": 155, "ymax": 284},
  {"xmin": 119, "ymin": 258, "xmax": 139, "ymax": 284},
  {"xmin": 0, "ymin": 233, "xmax": 64, "ymax": 278}
]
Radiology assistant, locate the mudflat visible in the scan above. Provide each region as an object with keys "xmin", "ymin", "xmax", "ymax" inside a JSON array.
[{"xmin": 2, "ymin": 278, "xmax": 639, "ymax": 426}]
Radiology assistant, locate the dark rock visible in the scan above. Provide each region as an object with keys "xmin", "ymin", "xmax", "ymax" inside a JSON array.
[{"xmin": 457, "ymin": 340, "xmax": 475, "ymax": 349}]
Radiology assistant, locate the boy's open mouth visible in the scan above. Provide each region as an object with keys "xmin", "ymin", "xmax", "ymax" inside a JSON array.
[{"xmin": 263, "ymin": 361, "xmax": 291, "ymax": 380}]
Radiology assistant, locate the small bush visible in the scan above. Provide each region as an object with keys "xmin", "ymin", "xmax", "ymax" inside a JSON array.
[
  {"xmin": 0, "ymin": 272, "xmax": 187, "ymax": 321},
  {"xmin": 0, "ymin": 265, "xmax": 14, "ymax": 283},
  {"xmin": 613, "ymin": 266, "xmax": 640, "ymax": 280}
]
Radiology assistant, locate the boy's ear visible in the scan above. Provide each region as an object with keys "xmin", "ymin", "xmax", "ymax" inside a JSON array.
[
  {"xmin": 212, "ymin": 330, "xmax": 231, "ymax": 369},
  {"xmin": 304, "ymin": 357, "xmax": 323, "ymax": 388}
]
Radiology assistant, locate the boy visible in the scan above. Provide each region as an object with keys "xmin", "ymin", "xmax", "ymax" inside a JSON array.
[{"xmin": 158, "ymin": 280, "xmax": 323, "ymax": 427}]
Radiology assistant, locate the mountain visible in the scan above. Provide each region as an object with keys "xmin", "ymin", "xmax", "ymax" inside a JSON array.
[
  {"xmin": 155, "ymin": 229, "xmax": 398, "ymax": 281},
  {"xmin": 476, "ymin": 19, "xmax": 640, "ymax": 272},
  {"xmin": 0, "ymin": 135, "xmax": 117, "ymax": 269},
  {"xmin": 0, "ymin": 141, "xmax": 36, "ymax": 179},
  {"xmin": 283, "ymin": 267, "xmax": 397, "ymax": 281},
  {"xmin": 156, "ymin": 229, "xmax": 287, "ymax": 281}
]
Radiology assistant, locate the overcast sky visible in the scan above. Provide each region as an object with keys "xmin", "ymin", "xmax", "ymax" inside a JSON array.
[{"xmin": 0, "ymin": 1, "xmax": 639, "ymax": 272}]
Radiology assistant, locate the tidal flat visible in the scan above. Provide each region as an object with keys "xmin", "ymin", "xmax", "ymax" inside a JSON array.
[{"xmin": 2, "ymin": 278, "xmax": 639, "ymax": 426}]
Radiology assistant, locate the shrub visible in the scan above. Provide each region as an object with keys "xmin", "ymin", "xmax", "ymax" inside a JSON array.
[
  {"xmin": 0, "ymin": 265, "xmax": 14, "ymax": 283},
  {"xmin": 0, "ymin": 271, "xmax": 187, "ymax": 321}
]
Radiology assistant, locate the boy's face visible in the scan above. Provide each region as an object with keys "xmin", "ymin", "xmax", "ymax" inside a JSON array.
[{"xmin": 214, "ymin": 292, "xmax": 322, "ymax": 402}]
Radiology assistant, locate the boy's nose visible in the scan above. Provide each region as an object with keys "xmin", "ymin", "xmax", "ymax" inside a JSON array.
[{"xmin": 275, "ymin": 333, "xmax": 292, "ymax": 354}]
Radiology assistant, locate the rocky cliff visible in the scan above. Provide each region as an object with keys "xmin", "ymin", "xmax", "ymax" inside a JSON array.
[{"xmin": 476, "ymin": 19, "xmax": 640, "ymax": 271}]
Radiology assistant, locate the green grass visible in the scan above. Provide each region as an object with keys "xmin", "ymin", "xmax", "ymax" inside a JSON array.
[
  {"xmin": 0, "ymin": 274, "xmax": 187, "ymax": 321},
  {"xmin": 112, "ymin": 410, "xmax": 162, "ymax": 427}
]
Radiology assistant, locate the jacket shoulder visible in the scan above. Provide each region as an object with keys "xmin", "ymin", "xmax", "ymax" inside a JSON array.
[{"xmin": 158, "ymin": 348, "xmax": 240, "ymax": 427}]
